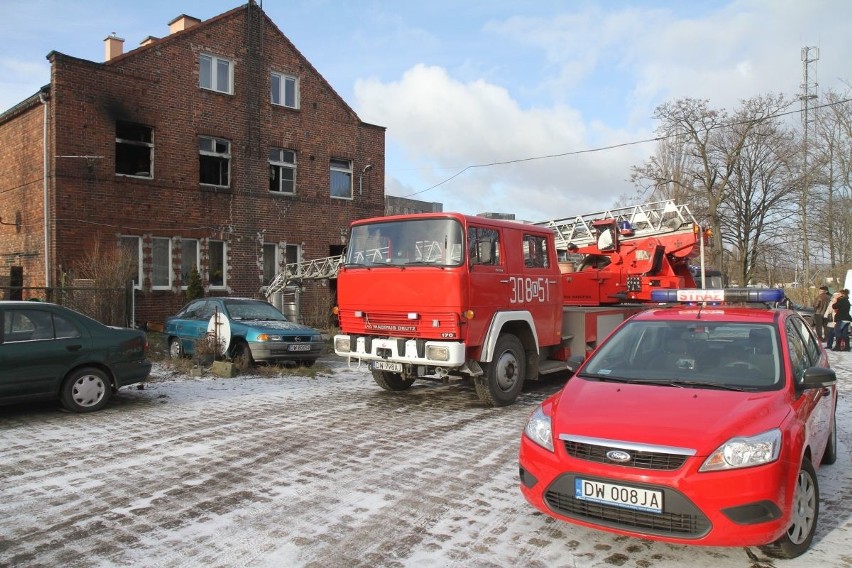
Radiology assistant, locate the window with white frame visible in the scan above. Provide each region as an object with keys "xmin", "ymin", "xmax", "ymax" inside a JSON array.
[
  {"xmin": 330, "ymin": 158, "xmax": 353, "ymax": 199},
  {"xmin": 208, "ymin": 240, "xmax": 226, "ymax": 288},
  {"xmin": 271, "ymin": 72, "xmax": 299, "ymax": 109},
  {"xmin": 269, "ymin": 148, "xmax": 296, "ymax": 194},
  {"xmin": 199, "ymin": 54, "xmax": 233, "ymax": 94},
  {"xmin": 151, "ymin": 237, "xmax": 172, "ymax": 289},
  {"xmin": 115, "ymin": 122, "xmax": 153, "ymax": 177},
  {"xmin": 120, "ymin": 236, "xmax": 141, "ymax": 288},
  {"xmin": 263, "ymin": 243, "xmax": 278, "ymax": 285},
  {"xmin": 199, "ymin": 136, "xmax": 230, "ymax": 187},
  {"xmin": 181, "ymin": 239, "xmax": 199, "ymax": 286}
]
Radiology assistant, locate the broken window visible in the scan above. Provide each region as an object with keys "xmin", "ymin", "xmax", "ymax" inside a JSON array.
[
  {"xmin": 115, "ymin": 122, "xmax": 153, "ymax": 177},
  {"xmin": 199, "ymin": 136, "xmax": 230, "ymax": 187}
]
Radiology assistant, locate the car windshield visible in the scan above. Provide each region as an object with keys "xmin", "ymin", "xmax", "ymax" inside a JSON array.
[
  {"xmin": 223, "ymin": 300, "xmax": 288, "ymax": 322},
  {"xmin": 579, "ymin": 320, "xmax": 781, "ymax": 390},
  {"xmin": 345, "ymin": 218, "xmax": 464, "ymax": 267}
]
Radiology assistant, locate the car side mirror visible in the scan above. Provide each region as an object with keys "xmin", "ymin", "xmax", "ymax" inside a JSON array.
[
  {"xmin": 797, "ymin": 366, "xmax": 836, "ymax": 391},
  {"xmin": 566, "ymin": 354, "xmax": 585, "ymax": 374}
]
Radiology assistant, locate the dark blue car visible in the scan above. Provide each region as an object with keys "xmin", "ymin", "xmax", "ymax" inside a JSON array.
[{"xmin": 164, "ymin": 297, "xmax": 324, "ymax": 368}]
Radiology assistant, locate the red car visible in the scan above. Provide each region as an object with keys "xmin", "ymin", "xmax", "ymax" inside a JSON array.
[{"xmin": 519, "ymin": 288, "xmax": 838, "ymax": 559}]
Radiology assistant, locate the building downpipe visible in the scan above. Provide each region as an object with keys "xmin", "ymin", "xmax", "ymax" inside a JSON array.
[{"xmin": 38, "ymin": 91, "xmax": 50, "ymax": 288}]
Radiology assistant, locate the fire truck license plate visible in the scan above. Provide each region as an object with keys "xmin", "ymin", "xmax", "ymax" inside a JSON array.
[
  {"xmin": 575, "ymin": 478, "xmax": 663, "ymax": 514},
  {"xmin": 372, "ymin": 361, "xmax": 403, "ymax": 373},
  {"xmin": 288, "ymin": 344, "xmax": 312, "ymax": 351}
]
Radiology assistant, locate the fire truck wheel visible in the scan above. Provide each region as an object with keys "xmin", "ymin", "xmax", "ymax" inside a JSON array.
[
  {"xmin": 372, "ymin": 370, "xmax": 416, "ymax": 391},
  {"xmin": 475, "ymin": 333, "xmax": 525, "ymax": 407}
]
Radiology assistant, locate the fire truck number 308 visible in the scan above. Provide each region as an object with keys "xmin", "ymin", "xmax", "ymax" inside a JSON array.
[{"xmin": 508, "ymin": 276, "xmax": 553, "ymax": 304}]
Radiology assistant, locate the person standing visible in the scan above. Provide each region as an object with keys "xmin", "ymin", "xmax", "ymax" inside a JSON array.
[
  {"xmin": 812, "ymin": 286, "xmax": 830, "ymax": 342},
  {"xmin": 829, "ymin": 289, "xmax": 851, "ymax": 351}
]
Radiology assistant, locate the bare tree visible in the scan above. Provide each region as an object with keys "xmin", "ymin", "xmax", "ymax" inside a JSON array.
[
  {"xmin": 632, "ymin": 95, "xmax": 794, "ymax": 283},
  {"xmin": 67, "ymin": 239, "xmax": 137, "ymax": 325},
  {"xmin": 812, "ymin": 90, "xmax": 852, "ymax": 284},
  {"xmin": 717, "ymin": 101, "xmax": 798, "ymax": 285}
]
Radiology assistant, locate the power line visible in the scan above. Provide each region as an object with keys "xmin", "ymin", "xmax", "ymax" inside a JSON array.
[{"xmin": 402, "ymin": 97, "xmax": 852, "ymax": 199}]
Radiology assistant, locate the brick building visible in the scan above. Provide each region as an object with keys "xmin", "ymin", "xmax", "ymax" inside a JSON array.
[{"xmin": 0, "ymin": 2, "xmax": 385, "ymax": 328}]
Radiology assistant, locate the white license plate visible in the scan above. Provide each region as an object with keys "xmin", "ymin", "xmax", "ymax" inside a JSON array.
[
  {"xmin": 288, "ymin": 344, "xmax": 312, "ymax": 352},
  {"xmin": 575, "ymin": 478, "xmax": 663, "ymax": 514},
  {"xmin": 372, "ymin": 361, "xmax": 403, "ymax": 372}
]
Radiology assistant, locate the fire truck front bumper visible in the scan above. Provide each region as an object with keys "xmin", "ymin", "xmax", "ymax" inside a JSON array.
[{"xmin": 333, "ymin": 334, "xmax": 467, "ymax": 369}]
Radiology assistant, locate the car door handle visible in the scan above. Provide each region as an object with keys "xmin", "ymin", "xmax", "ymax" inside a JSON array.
[{"xmin": 66, "ymin": 344, "xmax": 83, "ymax": 351}]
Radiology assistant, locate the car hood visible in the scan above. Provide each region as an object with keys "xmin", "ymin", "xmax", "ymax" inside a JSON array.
[
  {"xmin": 230, "ymin": 320, "xmax": 317, "ymax": 334},
  {"xmin": 552, "ymin": 378, "xmax": 789, "ymax": 456}
]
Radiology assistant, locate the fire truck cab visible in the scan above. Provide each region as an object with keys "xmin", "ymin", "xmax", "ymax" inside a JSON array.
[{"xmin": 334, "ymin": 213, "xmax": 565, "ymax": 406}]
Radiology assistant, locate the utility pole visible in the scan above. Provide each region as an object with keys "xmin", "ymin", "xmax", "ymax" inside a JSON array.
[{"xmin": 799, "ymin": 46, "xmax": 819, "ymax": 290}]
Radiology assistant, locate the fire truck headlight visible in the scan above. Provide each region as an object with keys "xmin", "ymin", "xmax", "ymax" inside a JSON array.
[
  {"xmin": 426, "ymin": 345, "xmax": 450, "ymax": 361},
  {"xmin": 334, "ymin": 337, "xmax": 351, "ymax": 353},
  {"xmin": 524, "ymin": 406, "xmax": 554, "ymax": 452}
]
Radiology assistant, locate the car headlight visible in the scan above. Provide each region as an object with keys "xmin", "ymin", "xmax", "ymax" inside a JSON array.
[
  {"xmin": 524, "ymin": 406, "xmax": 554, "ymax": 452},
  {"xmin": 256, "ymin": 334, "xmax": 282, "ymax": 342},
  {"xmin": 699, "ymin": 429, "xmax": 781, "ymax": 472}
]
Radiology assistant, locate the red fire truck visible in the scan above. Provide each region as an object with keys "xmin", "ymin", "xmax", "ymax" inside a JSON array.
[{"xmin": 331, "ymin": 200, "xmax": 706, "ymax": 406}]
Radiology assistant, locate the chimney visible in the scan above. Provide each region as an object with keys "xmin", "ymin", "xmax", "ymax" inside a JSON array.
[
  {"xmin": 168, "ymin": 14, "xmax": 201, "ymax": 35},
  {"xmin": 104, "ymin": 32, "xmax": 124, "ymax": 61},
  {"xmin": 139, "ymin": 36, "xmax": 159, "ymax": 47}
]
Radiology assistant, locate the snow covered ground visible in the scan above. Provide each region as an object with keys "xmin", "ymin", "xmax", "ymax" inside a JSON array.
[{"xmin": 0, "ymin": 352, "xmax": 850, "ymax": 568}]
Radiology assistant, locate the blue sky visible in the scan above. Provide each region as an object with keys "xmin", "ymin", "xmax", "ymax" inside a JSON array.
[{"xmin": 2, "ymin": 0, "xmax": 849, "ymax": 222}]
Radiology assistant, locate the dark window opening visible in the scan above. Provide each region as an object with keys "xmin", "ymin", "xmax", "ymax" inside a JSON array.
[{"xmin": 115, "ymin": 122, "xmax": 153, "ymax": 177}]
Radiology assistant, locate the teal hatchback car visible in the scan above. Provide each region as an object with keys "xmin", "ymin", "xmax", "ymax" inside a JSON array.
[
  {"xmin": 164, "ymin": 297, "xmax": 324, "ymax": 368},
  {"xmin": 0, "ymin": 301, "xmax": 151, "ymax": 412}
]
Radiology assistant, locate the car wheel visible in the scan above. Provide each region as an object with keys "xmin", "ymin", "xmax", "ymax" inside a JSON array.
[
  {"xmin": 822, "ymin": 410, "xmax": 837, "ymax": 465},
  {"xmin": 60, "ymin": 367, "xmax": 112, "ymax": 413},
  {"xmin": 474, "ymin": 333, "xmax": 525, "ymax": 407},
  {"xmin": 168, "ymin": 337, "xmax": 183, "ymax": 359},
  {"xmin": 231, "ymin": 342, "xmax": 254, "ymax": 371},
  {"xmin": 762, "ymin": 458, "xmax": 819, "ymax": 559},
  {"xmin": 371, "ymin": 370, "xmax": 415, "ymax": 391}
]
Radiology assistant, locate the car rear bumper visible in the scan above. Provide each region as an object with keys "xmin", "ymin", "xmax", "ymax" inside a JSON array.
[{"xmin": 113, "ymin": 359, "xmax": 152, "ymax": 387}]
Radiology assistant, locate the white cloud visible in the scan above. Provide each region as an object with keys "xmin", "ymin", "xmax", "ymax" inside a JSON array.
[{"xmin": 355, "ymin": 64, "xmax": 647, "ymax": 221}]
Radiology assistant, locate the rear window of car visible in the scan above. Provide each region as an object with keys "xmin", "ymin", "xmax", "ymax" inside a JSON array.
[{"xmin": 2, "ymin": 309, "xmax": 81, "ymax": 342}]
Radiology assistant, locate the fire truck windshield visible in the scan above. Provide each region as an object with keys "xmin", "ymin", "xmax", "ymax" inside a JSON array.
[{"xmin": 345, "ymin": 218, "xmax": 464, "ymax": 267}]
